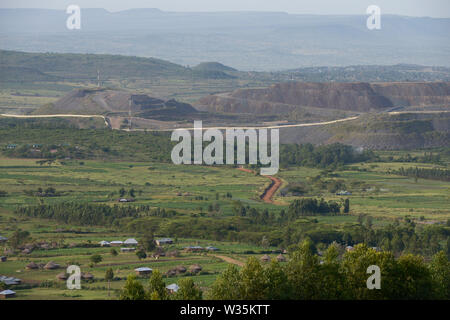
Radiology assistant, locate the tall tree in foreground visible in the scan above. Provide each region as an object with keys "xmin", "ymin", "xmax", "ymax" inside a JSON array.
[
  {"xmin": 174, "ymin": 278, "xmax": 203, "ymax": 300},
  {"xmin": 208, "ymin": 264, "xmax": 242, "ymax": 300},
  {"xmin": 120, "ymin": 275, "xmax": 146, "ymax": 300},
  {"xmin": 148, "ymin": 270, "xmax": 168, "ymax": 300}
]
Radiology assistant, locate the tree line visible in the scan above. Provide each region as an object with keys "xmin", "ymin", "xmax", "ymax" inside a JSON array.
[
  {"xmin": 280, "ymin": 143, "xmax": 376, "ymax": 169},
  {"xmin": 120, "ymin": 242, "xmax": 449, "ymax": 300},
  {"xmin": 389, "ymin": 166, "xmax": 450, "ymax": 182}
]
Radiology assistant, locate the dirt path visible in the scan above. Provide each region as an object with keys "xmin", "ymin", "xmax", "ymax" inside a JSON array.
[
  {"xmin": 260, "ymin": 175, "xmax": 282, "ymax": 204},
  {"xmin": 237, "ymin": 167, "xmax": 282, "ymax": 204},
  {"xmin": 212, "ymin": 254, "xmax": 244, "ymax": 267},
  {"xmin": 0, "ymin": 113, "xmax": 110, "ymax": 127}
]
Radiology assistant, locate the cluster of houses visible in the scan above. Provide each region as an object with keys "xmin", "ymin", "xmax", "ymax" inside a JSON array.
[
  {"xmin": 134, "ymin": 264, "xmax": 203, "ymax": 278},
  {"xmin": 260, "ymin": 254, "xmax": 287, "ymax": 263},
  {"xmin": 99, "ymin": 238, "xmax": 139, "ymax": 253},
  {"xmin": 0, "ymin": 275, "xmax": 22, "ymax": 285},
  {"xmin": 0, "ymin": 274, "xmax": 22, "ymax": 299}
]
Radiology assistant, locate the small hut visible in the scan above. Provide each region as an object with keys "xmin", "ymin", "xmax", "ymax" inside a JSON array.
[
  {"xmin": 44, "ymin": 261, "xmax": 60, "ymax": 270},
  {"xmin": 260, "ymin": 254, "xmax": 271, "ymax": 262},
  {"xmin": 135, "ymin": 267, "xmax": 152, "ymax": 276},
  {"xmin": 124, "ymin": 238, "xmax": 138, "ymax": 246},
  {"xmin": 175, "ymin": 265, "xmax": 187, "ymax": 274},
  {"xmin": 26, "ymin": 262, "xmax": 39, "ymax": 270},
  {"xmin": 189, "ymin": 264, "xmax": 202, "ymax": 274},
  {"xmin": 56, "ymin": 272, "xmax": 68, "ymax": 281},
  {"xmin": 0, "ymin": 289, "xmax": 16, "ymax": 299},
  {"xmin": 276, "ymin": 254, "xmax": 287, "ymax": 262},
  {"xmin": 166, "ymin": 250, "xmax": 178, "ymax": 258},
  {"xmin": 166, "ymin": 283, "xmax": 179, "ymax": 294},
  {"xmin": 82, "ymin": 272, "xmax": 94, "ymax": 280},
  {"xmin": 166, "ymin": 269, "xmax": 177, "ymax": 277}
]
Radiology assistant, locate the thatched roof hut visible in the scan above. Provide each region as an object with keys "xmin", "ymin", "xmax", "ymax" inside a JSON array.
[
  {"xmin": 56, "ymin": 272, "xmax": 68, "ymax": 280},
  {"xmin": 175, "ymin": 265, "xmax": 187, "ymax": 274},
  {"xmin": 82, "ymin": 272, "xmax": 94, "ymax": 280},
  {"xmin": 166, "ymin": 269, "xmax": 177, "ymax": 277},
  {"xmin": 260, "ymin": 254, "xmax": 271, "ymax": 262},
  {"xmin": 166, "ymin": 250, "xmax": 179, "ymax": 257},
  {"xmin": 44, "ymin": 261, "xmax": 60, "ymax": 270},
  {"xmin": 276, "ymin": 254, "xmax": 287, "ymax": 262},
  {"xmin": 189, "ymin": 264, "xmax": 202, "ymax": 274},
  {"xmin": 26, "ymin": 262, "xmax": 39, "ymax": 270}
]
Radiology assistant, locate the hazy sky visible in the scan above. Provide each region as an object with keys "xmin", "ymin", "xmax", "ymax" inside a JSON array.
[{"xmin": 0, "ymin": 0, "xmax": 449, "ymax": 18}]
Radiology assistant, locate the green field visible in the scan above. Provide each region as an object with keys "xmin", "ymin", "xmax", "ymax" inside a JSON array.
[{"xmin": 0, "ymin": 149, "xmax": 449, "ymax": 299}]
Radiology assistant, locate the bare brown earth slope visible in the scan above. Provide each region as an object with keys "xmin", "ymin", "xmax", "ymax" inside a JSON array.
[
  {"xmin": 35, "ymin": 88, "xmax": 197, "ymax": 120},
  {"xmin": 197, "ymin": 82, "xmax": 450, "ymax": 114}
]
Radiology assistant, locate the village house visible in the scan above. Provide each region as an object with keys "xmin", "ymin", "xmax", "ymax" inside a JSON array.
[
  {"xmin": 99, "ymin": 241, "xmax": 110, "ymax": 247},
  {"xmin": 82, "ymin": 273, "xmax": 94, "ymax": 281},
  {"xmin": 0, "ymin": 256, "xmax": 7, "ymax": 262},
  {"xmin": 189, "ymin": 264, "xmax": 202, "ymax": 274},
  {"xmin": 56, "ymin": 272, "xmax": 68, "ymax": 281},
  {"xmin": 6, "ymin": 144, "xmax": 17, "ymax": 149},
  {"xmin": 110, "ymin": 241, "xmax": 123, "ymax": 247},
  {"xmin": 0, "ymin": 235, "xmax": 8, "ymax": 243},
  {"xmin": 0, "ymin": 289, "xmax": 16, "ymax": 299},
  {"xmin": 0, "ymin": 275, "xmax": 22, "ymax": 285},
  {"xmin": 26, "ymin": 262, "xmax": 39, "ymax": 270},
  {"xmin": 155, "ymin": 238, "xmax": 173, "ymax": 246},
  {"xmin": 135, "ymin": 267, "xmax": 152, "ymax": 276},
  {"xmin": 184, "ymin": 246, "xmax": 204, "ymax": 252},
  {"xmin": 276, "ymin": 254, "xmax": 287, "ymax": 262},
  {"xmin": 120, "ymin": 247, "xmax": 136, "ymax": 252},
  {"xmin": 166, "ymin": 283, "xmax": 179, "ymax": 293},
  {"xmin": 206, "ymin": 246, "xmax": 219, "ymax": 251},
  {"xmin": 44, "ymin": 261, "xmax": 60, "ymax": 270},
  {"xmin": 124, "ymin": 238, "xmax": 138, "ymax": 246}
]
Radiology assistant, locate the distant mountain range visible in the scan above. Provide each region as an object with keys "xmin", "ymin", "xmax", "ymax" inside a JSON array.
[
  {"xmin": 0, "ymin": 9, "xmax": 449, "ymax": 70},
  {"xmin": 1, "ymin": 50, "xmax": 450, "ymax": 85}
]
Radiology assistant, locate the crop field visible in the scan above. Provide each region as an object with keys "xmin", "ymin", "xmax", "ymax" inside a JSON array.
[
  {"xmin": 0, "ymin": 149, "xmax": 449, "ymax": 300},
  {"xmin": 277, "ymin": 162, "xmax": 450, "ymax": 221}
]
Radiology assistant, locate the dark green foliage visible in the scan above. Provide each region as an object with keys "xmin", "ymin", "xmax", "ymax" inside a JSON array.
[
  {"xmin": 280, "ymin": 143, "xmax": 376, "ymax": 169},
  {"xmin": 288, "ymin": 198, "xmax": 342, "ymax": 217},
  {"xmin": 8, "ymin": 229, "xmax": 30, "ymax": 249},
  {"xmin": 390, "ymin": 166, "xmax": 450, "ymax": 182},
  {"xmin": 208, "ymin": 242, "xmax": 450, "ymax": 300}
]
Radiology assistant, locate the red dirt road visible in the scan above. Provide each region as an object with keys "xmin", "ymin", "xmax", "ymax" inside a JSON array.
[{"xmin": 237, "ymin": 167, "xmax": 282, "ymax": 204}]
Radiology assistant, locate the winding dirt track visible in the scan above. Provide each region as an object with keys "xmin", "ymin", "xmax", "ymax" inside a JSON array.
[
  {"xmin": 237, "ymin": 167, "xmax": 281, "ymax": 204},
  {"xmin": 212, "ymin": 254, "xmax": 244, "ymax": 267}
]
